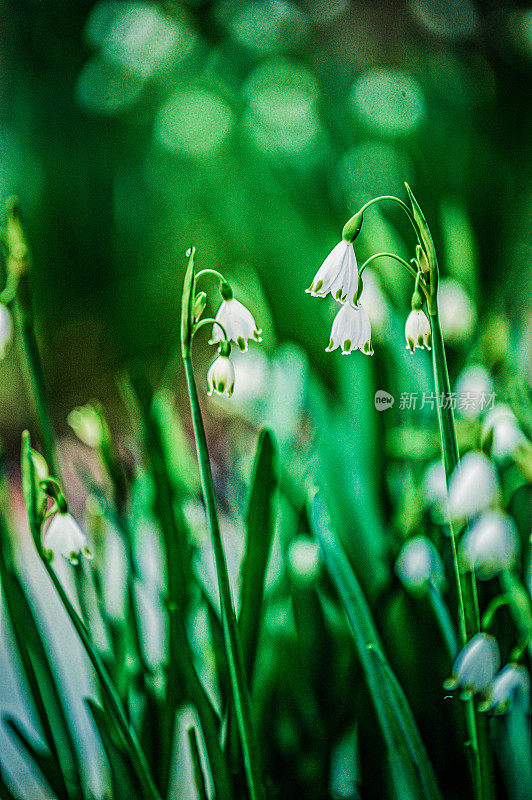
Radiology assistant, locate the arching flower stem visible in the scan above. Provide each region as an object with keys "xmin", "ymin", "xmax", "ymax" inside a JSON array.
[
  {"xmin": 359, "ymin": 252, "xmax": 427, "ymax": 290},
  {"xmin": 193, "ymin": 317, "xmax": 229, "ymax": 342}
]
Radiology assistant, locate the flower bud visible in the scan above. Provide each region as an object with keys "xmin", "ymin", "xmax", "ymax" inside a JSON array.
[
  {"xmin": 460, "ymin": 510, "xmax": 519, "ymax": 580},
  {"xmin": 193, "ymin": 291, "xmax": 207, "ymax": 322},
  {"xmin": 447, "ymin": 452, "xmax": 499, "ymax": 522},
  {"xmin": 479, "ymin": 664, "xmax": 530, "ymax": 714},
  {"xmin": 342, "ymin": 210, "xmax": 364, "ymax": 243},
  {"xmin": 444, "ymin": 633, "xmax": 500, "ymax": 698},
  {"xmin": 405, "ymin": 309, "xmax": 431, "ymax": 353},
  {"xmin": 416, "ymin": 244, "xmax": 429, "ymax": 274},
  {"xmin": 395, "ymin": 536, "xmax": 444, "ymax": 595},
  {"xmin": 207, "ymin": 351, "xmax": 235, "ymax": 398},
  {"xmin": 67, "ymin": 403, "xmax": 106, "ymax": 449}
]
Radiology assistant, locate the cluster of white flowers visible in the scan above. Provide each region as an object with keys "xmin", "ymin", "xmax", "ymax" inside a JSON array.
[
  {"xmin": 307, "ymin": 238, "xmax": 434, "ymax": 355},
  {"xmin": 306, "ymin": 240, "xmax": 372, "ymax": 355},
  {"xmin": 207, "ymin": 284, "xmax": 262, "ymax": 398},
  {"xmin": 445, "ymin": 633, "xmax": 530, "ymax": 715}
]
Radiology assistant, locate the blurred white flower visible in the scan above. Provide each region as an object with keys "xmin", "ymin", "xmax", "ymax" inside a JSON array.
[
  {"xmin": 326, "ymin": 303, "xmax": 373, "ymax": 355},
  {"xmin": 207, "ymin": 354, "xmax": 235, "ymax": 397},
  {"xmin": 0, "ymin": 304, "xmax": 13, "ymax": 358},
  {"xmin": 445, "ymin": 633, "xmax": 500, "ymax": 697},
  {"xmin": 482, "ymin": 404, "xmax": 526, "ymax": 459},
  {"xmin": 461, "ymin": 510, "xmax": 519, "ymax": 580},
  {"xmin": 447, "ymin": 452, "xmax": 500, "ymax": 522},
  {"xmin": 44, "ymin": 512, "xmax": 92, "ymax": 565},
  {"xmin": 358, "ymin": 269, "xmax": 389, "ymax": 333},
  {"xmin": 405, "ymin": 309, "xmax": 431, "ymax": 353},
  {"xmin": 455, "ymin": 366, "xmax": 494, "ymax": 420},
  {"xmin": 480, "ymin": 664, "xmax": 530, "ymax": 714},
  {"xmin": 306, "ymin": 240, "xmax": 358, "ymax": 303},
  {"xmin": 287, "ymin": 538, "xmax": 321, "ymax": 586},
  {"xmin": 210, "ymin": 297, "xmax": 262, "ymax": 353},
  {"xmin": 438, "ymin": 278, "xmax": 476, "ymax": 343},
  {"xmin": 423, "ymin": 459, "xmax": 448, "ymax": 522},
  {"xmin": 67, "ymin": 404, "xmax": 104, "ymax": 448},
  {"xmin": 395, "ymin": 536, "xmax": 444, "ymax": 595}
]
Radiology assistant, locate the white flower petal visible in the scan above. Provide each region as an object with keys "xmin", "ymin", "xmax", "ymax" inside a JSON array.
[
  {"xmin": 447, "ymin": 633, "xmax": 500, "ymax": 695},
  {"xmin": 461, "ymin": 510, "xmax": 519, "ymax": 579},
  {"xmin": 44, "ymin": 513, "xmax": 90, "ymax": 564},
  {"xmin": 211, "ymin": 298, "xmax": 262, "ymax": 352},
  {"xmin": 207, "ymin": 355, "xmax": 235, "ymax": 398},
  {"xmin": 307, "ymin": 240, "xmax": 358, "ymax": 302},
  {"xmin": 447, "ymin": 452, "xmax": 500, "ymax": 521}
]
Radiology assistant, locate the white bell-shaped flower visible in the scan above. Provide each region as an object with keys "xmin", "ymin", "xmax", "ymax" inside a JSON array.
[
  {"xmin": 44, "ymin": 512, "xmax": 92, "ymax": 565},
  {"xmin": 395, "ymin": 536, "xmax": 444, "ymax": 595},
  {"xmin": 480, "ymin": 664, "xmax": 530, "ymax": 714},
  {"xmin": 455, "ymin": 365, "xmax": 494, "ymax": 420},
  {"xmin": 447, "ymin": 451, "xmax": 500, "ymax": 522},
  {"xmin": 482, "ymin": 404, "xmax": 525, "ymax": 460},
  {"xmin": 210, "ymin": 295, "xmax": 262, "ymax": 353},
  {"xmin": 326, "ymin": 302, "xmax": 373, "ymax": 355},
  {"xmin": 207, "ymin": 351, "xmax": 235, "ymax": 398},
  {"xmin": 405, "ymin": 309, "xmax": 431, "ymax": 353},
  {"xmin": 0, "ymin": 304, "xmax": 13, "ymax": 358},
  {"xmin": 306, "ymin": 240, "xmax": 358, "ymax": 304},
  {"xmin": 423, "ymin": 460, "xmax": 448, "ymax": 522},
  {"xmin": 461, "ymin": 510, "xmax": 519, "ymax": 580},
  {"xmin": 438, "ymin": 278, "xmax": 477, "ymax": 343},
  {"xmin": 444, "ymin": 633, "xmax": 500, "ymax": 697}
]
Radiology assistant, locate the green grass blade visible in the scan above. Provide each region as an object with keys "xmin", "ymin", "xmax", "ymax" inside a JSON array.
[
  {"xmin": 309, "ymin": 490, "xmax": 443, "ymax": 800},
  {"xmin": 85, "ymin": 699, "xmax": 139, "ymax": 800},
  {"xmin": 4, "ymin": 717, "xmax": 68, "ymax": 800},
  {"xmin": 240, "ymin": 429, "xmax": 278, "ymax": 683}
]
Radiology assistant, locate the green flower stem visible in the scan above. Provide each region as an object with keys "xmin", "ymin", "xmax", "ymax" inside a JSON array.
[
  {"xmin": 42, "ymin": 559, "xmax": 162, "ymax": 800},
  {"xmin": 194, "ymin": 268, "xmax": 225, "ymax": 283},
  {"xmin": 183, "ymin": 354, "xmax": 266, "ymax": 800},
  {"xmin": 358, "ymin": 195, "xmax": 418, "ymax": 233},
  {"xmin": 427, "ymin": 583, "xmax": 458, "ymax": 659},
  {"xmin": 359, "ymin": 252, "xmax": 422, "ymax": 284},
  {"xmin": 14, "ymin": 276, "xmax": 60, "ymax": 478},
  {"xmin": 430, "ymin": 308, "xmax": 494, "ymax": 800},
  {"xmin": 193, "ymin": 317, "xmax": 229, "ymax": 341}
]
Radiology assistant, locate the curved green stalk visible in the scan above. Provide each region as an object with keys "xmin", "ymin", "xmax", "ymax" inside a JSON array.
[
  {"xmin": 430, "ymin": 309, "xmax": 494, "ymax": 800},
  {"xmin": 359, "ymin": 252, "xmax": 422, "ymax": 284},
  {"xmin": 183, "ymin": 354, "xmax": 266, "ymax": 800},
  {"xmin": 21, "ymin": 431, "xmax": 161, "ymax": 800}
]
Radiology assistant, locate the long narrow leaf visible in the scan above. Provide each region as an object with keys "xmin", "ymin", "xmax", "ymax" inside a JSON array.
[
  {"xmin": 309, "ymin": 490, "xmax": 443, "ymax": 800},
  {"xmin": 4, "ymin": 717, "xmax": 66, "ymax": 800}
]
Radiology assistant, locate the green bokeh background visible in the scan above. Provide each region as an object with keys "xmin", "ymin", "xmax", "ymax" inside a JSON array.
[{"xmin": 1, "ymin": 0, "xmax": 530, "ymax": 442}]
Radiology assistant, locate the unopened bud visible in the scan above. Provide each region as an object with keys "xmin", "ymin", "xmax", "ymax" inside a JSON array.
[
  {"xmin": 193, "ymin": 291, "xmax": 207, "ymax": 322},
  {"xmin": 342, "ymin": 210, "xmax": 364, "ymax": 243}
]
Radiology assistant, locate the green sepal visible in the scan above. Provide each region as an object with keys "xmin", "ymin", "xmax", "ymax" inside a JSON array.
[
  {"xmin": 180, "ymin": 248, "xmax": 196, "ymax": 358},
  {"xmin": 21, "ymin": 430, "xmax": 44, "ymax": 554}
]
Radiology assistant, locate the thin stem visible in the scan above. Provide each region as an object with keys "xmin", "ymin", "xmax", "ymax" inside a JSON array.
[
  {"xmin": 194, "ymin": 268, "xmax": 225, "ymax": 284},
  {"xmin": 14, "ymin": 277, "xmax": 60, "ymax": 478},
  {"xmin": 188, "ymin": 727, "xmax": 209, "ymax": 800},
  {"xmin": 358, "ymin": 195, "xmax": 418, "ymax": 234},
  {"xmin": 42, "ymin": 559, "xmax": 162, "ymax": 800},
  {"xmin": 360, "ymin": 252, "xmax": 425, "ymax": 285},
  {"xmin": 431, "ymin": 308, "xmax": 494, "ymax": 800},
  {"xmin": 183, "ymin": 354, "xmax": 265, "ymax": 800},
  {"xmin": 427, "ymin": 583, "xmax": 459, "ymax": 659},
  {"xmin": 193, "ymin": 317, "xmax": 229, "ymax": 342}
]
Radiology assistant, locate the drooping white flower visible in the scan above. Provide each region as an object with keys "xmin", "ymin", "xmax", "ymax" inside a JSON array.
[
  {"xmin": 326, "ymin": 302, "xmax": 373, "ymax": 355},
  {"xmin": 210, "ymin": 297, "xmax": 262, "ymax": 353},
  {"xmin": 0, "ymin": 304, "xmax": 13, "ymax": 358},
  {"xmin": 306, "ymin": 240, "xmax": 358, "ymax": 304},
  {"xmin": 461, "ymin": 510, "xmax": 519, "ymax": 580},
  {"xmin": 447, "ymin": 451, "xmax": 500, "ymax": 522},
  {"xmin": 480, "ymin": 664, "xmax": 530, "ymax": 714},
  {"xmin": 207, "ymin": 353, "xmax": 235, "ymax": 397},
  {"xmin": 405, "ymin": 309, "xmax": 431, "ymax": 353},
  {"xmin": 44, "ymin": 512, "xmax": 92, "ymax": 565},
  {"xmin": 395, "ymin": 536, "xmax": 444, "ymax": 595},
  {"xmin": 287, "ymin": 537, "xmax": 321, "ymax": 586},
  {"xmin": 438, "ymin": 278, "xmax": 477, "ymax": 343},
  {"xmin": 455, "ymin": 366, "xmax": 494, "ymax": 420},
  {"xmin": 444, "ymin": 633, "xmax": 500, "ymax": 697},
  {"xmin": 423, "ymin": 459, "xmax": 448, "ymax": 522},
  {"xmin": 482, "ymin": 404, "xmax": 526, "ymax": 460}
]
